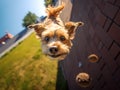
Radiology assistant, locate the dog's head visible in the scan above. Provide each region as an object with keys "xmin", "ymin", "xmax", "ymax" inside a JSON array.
[{"xmin": 28, "ymin": 3, "xmax": 84, "ymax": 60}]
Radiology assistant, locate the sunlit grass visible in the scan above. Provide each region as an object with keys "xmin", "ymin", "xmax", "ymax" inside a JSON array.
[{"xmin": 0, "ymin": 33, "xmax": 58, "ymax": 90}]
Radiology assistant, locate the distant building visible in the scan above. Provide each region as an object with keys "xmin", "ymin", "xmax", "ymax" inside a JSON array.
[{"xmin": 0, "ymin": 32, "xmax": 14, "ymax": 45}]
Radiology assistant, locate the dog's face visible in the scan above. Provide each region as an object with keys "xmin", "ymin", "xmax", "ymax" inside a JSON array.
[
  {"xmin": 41, "ymin": 23, "xmax": 71, "ymax": 60},
  {"xmin": 28, "ymin": 3, "xmax": 84, "ymax": 60},
  {"xmin": 28, "ymin": 21, "xmax": 83, "ymax": 60},
  {"xmin": 42, "ymin": 30, "xmax": 70, "ymax": 60}
]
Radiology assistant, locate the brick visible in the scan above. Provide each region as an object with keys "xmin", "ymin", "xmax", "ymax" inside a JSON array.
[
  {"xmin": 103, "ymin": 3, "xmax": 118, "ymax": 19},
  {"xmin": 98, "ymin": 41, "xmax": 104, "ymax": 50},
  {"xmin": 88, "ymin": 24, "xmax": 95, "ymax": 39},
  {"xmin": 107, "ymin": 84, "xmax": 119, "ymax": 90},
  {"xmin": 93, "ymin": 84, "xmax": 101, "ymax": 90},
  {"xmin": 108, "ymin": 23, "xmax": 120, "ymax": 44},
  {"xmin": 103, "ymin": 18, "xmax": 112, "ymax": 32},
  {"xmin": 93, "ymin": 74, "xmax": 104, "ymax": 90},
  {"xmin": 102, "ymin": 66, "xmax": 119, "ymax": 90},
  {"xmin": 89, "ymin": 40, "xmax": 102, "ymax": 58},
  {"xmin": 118, "ymin": 82, "xmax": 120, "ymax": 89},
  {"xmin": 94, "ymin": 24, "xmax": 113, "ymax": 49},
  {"xmin": 100, "ymin": 62, "xmax": 106, "ymax": 71},
  {"xmin": 93, "ymin": 35, "xmax": 100, "ymax": 46},
  {"xmin": 97, "ymin": 57, "xmax": 106, "ymax": 70},
  {"xmin": 88, "ymin": 64, "xmax": 100, "ymax": 78},
  {"xmin": 102, "ymin": 65, "xmax": 112, "ymax": 83},
  {"xmin": 94, "ymin": 7, "xmax": 106, "ymax": 27},
  {"xmin": 115, "ymin": 0, "xmax": 120, "ymax": 7},
  {"xmin": 116, "ymin": 54, "xmax": 120, "ymax": 66},
  {"xmin": 97, "ymin": 75, "xmax": 106, "ymax": 88},
  {"xmin": 114, "ymin": 10, "xmax": 120, "ymax": 25},
  {"xmin": 101, "ymin": 47, "xmax": 118, "ymax": 73},
  {"xmin": 101, "ymin": 86, "xmax": 109, "ymax": 90},
  {"xmin": 94, "ymin": 0, "xmax": 106, "ymax": 10},
  {"xmin": 88, "ymin": 8, "xmax": 96, "ymax": 26},
  {"xmin": 109, "ymin": 42, "xmax": 120, "ymax": 59},
  {"xmin": 112, "ymin": 67, "xmax": 120, "ymax": 84},
  {"xmin": 106, "ymin": 0, "xmax": 116, "ymax": 4}
]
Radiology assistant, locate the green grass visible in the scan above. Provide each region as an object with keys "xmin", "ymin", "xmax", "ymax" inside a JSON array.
[{"xmin": 0, "ymin": 33, "xmax": 60, "ymax": 90}]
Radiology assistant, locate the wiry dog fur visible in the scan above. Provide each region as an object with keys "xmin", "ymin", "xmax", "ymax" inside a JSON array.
[{"xmin": 28, "ymin": 3, "xmax": 84, "ymax": 60}]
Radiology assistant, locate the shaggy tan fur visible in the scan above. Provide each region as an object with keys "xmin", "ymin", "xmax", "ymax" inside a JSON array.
[{"xmin": 28, "ymin": 3, "xmax": 84, "ymax": 60}]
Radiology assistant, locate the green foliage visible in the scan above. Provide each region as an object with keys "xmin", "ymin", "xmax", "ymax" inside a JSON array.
[
  {"xmin": 0, "ymin": 33, "xmax": 57, "ymax": 90},
  {"xmin": 22, "ymin": 12, "xmax": 37, "ymax": 28},
  {"xmin": 0, "ymin": 33, "xmax": 67, "ymax": 90},
  {"xmin": 44, "ymin": 0, "xmax": 53, "ymax": 7},
  {"xmin": 32, "ymin": 49, "xmax": 42, "ymax": 60}
]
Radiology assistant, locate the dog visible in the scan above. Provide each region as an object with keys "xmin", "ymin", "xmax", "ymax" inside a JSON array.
[{"xmin": 28, "ymin": 3, "xmax": 84, "ymax": 60}]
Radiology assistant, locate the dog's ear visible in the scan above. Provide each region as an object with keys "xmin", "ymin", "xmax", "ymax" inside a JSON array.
[
  {"xmin": 46, "ymin": 2, "xmax": 65, "ymax": 18},
  {"xmin": 65, "ymin": 22, "xmax": 84, "ymax": 40},
  {"xmin": 28, "ymin": 24, "xmax": 45, "ymax": 38}
]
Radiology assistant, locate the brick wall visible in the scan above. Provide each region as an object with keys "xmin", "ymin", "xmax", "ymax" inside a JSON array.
[{"xmin": 61, "ymin": 0, "xmax": 120, "ymax": 90}]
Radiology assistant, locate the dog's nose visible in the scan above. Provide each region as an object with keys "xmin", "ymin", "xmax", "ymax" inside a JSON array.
[{"xmin": 49, "ymin": 47, "xmax": 58, "ymax": 54}]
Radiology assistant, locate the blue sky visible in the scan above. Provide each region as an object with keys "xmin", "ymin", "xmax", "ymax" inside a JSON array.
[{"xmin": 0, "ymin": 0, "xmax": 46, "ymax": 37}]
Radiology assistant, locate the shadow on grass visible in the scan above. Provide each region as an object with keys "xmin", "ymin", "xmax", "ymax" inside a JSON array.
[{"xmin": 56, "ymin": 61, "xmax": 69, "ymax": 90}]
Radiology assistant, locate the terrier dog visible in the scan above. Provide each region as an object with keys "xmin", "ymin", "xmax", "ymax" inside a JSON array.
[{"xmin": 28, "ymin": 3, "xmax": 84, "ymax": 60}]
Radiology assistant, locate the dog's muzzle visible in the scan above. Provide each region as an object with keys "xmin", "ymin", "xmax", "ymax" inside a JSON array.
[
  {"xmin": 49, "ymin": 47, "xmax": 58, "ymax": 54},
  {"xmin": 47, "ymin": 47, "xmax": 68, "ymax": 59}
]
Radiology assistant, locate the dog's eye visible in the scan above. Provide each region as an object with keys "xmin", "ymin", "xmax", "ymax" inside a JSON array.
[
  {"xmin": 60, "ymin": 36, "xmax": 66, "ymax": 41},
  {"xmin": 44, "ymin": 36, "xmax": 50, "ymax": 42}
]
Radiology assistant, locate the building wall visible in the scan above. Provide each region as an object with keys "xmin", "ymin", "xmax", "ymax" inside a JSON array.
[{"xmin": 61, "ymin": 0, "xmax": 120, "ymax": 90}]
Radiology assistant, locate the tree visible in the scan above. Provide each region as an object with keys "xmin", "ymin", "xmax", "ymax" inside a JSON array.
[
  {"xmin": 22, "ymin": 12, "xmax": 38, "ymax": 28},
  {"xmin": 44, "ymin": 0, "xmax": 53, "ymax": 7}
]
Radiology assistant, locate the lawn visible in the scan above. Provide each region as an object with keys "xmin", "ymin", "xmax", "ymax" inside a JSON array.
[{"xmin": 0, "ymin": 33, "xmax": 67, "ymax": 90}]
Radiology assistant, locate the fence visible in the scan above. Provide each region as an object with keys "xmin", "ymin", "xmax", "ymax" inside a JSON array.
[{"xmin": 60, "ymin": 0, "xmax": 120, "ymax": 90}]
